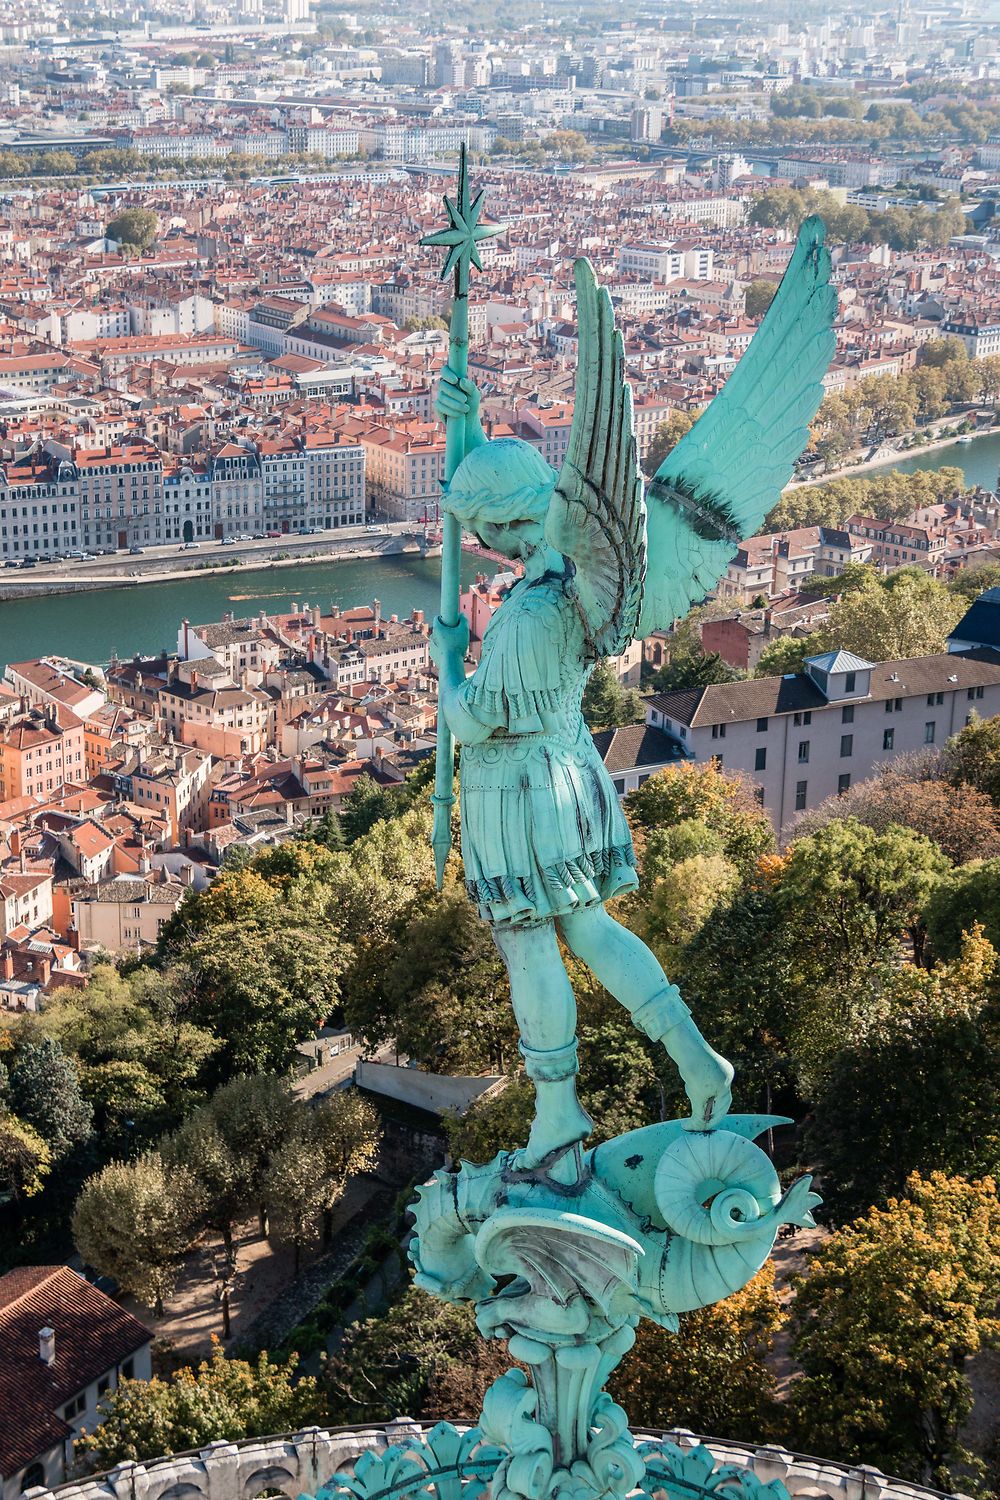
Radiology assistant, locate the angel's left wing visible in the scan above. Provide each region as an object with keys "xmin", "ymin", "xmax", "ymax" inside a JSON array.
[
  {"xmin": 546, "ymin": 258, "xmax": 646, "ymax": 660},
  {"xmin": 636, "ymin": 215, "xmax": 837, "ymax": 638}
]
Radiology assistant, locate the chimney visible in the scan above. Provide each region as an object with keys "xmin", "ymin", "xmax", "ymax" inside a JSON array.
[
  {"xmin": 36, "ymin": 956, "xmax": 51, "ymax": 988},
  {"xmin": 39, "ymin": 1327, "xmax": 55, "ymax": 1365},
  {"xmin": 1, "ymin": 950, "xmax": 13, "ymax": 981}
]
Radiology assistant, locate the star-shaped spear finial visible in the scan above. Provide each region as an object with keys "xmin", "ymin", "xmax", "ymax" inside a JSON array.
[{"xmin": 421, "ymin": 142, "xmax": 503, "ymax": 283}]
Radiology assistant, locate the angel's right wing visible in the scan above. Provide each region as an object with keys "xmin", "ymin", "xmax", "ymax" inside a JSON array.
[{"xmin": 636, "ymin": 216, "xmax": 837, "ymax": 638}]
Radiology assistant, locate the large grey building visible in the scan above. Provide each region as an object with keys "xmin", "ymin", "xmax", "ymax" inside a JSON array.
[{"xmin": 646, "ymin": 646, "xmax": 1000, "ymax": 831}]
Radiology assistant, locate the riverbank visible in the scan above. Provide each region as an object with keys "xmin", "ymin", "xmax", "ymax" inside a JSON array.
[
  {"xmin": 787, "ymin": 422, "xmax": 1000, "ymax": 490},
  {"xmin": 0, "ymin": 532, "xmax": 438, "ymax": 601}
]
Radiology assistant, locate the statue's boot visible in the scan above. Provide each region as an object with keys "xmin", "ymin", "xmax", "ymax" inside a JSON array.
[
  {"xmin": 631, "ymin": 985, "xmax": 734, "ymax": 1127},
  {"xmin": 518, "ymin": 1039, "xmax": 592, "ymax": 1187}
]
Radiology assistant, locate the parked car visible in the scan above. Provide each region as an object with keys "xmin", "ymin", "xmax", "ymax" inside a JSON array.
[
  {"xmin": 265, "ymin": 529, "xmax": 282, "ymax": 538},
  {"xmin": 129, "ymin": 545, "xmax": 145, "ymax": 555},
  {"xmin": 181, "ymin": 541, "xmax": 200, "ymax": 550}
]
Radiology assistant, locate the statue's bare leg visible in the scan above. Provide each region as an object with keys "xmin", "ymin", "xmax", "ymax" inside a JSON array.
[
  {"xmin": 492, "ymin": 920, "xmax": 593, "ymax": 1183},
  {"xmin": 558, "ymin": 905, "xmax": 733, "ymax": 1129}
]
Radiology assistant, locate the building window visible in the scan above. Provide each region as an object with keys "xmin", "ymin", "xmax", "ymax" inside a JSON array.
[
  {"xmin": 756, "ymin": 716, "xmax": 768, "ymax": 732},
  {"xmin": 842, "ymin": 704, "xmax": 854, "ymax": 724},
  {"xmin": 927, "ymin": 692, "xmax": 944, "ymax": 706},
  {"xmin": 883, "ymin": 727, "xmax": 894, "ymax": 751},
  {"xmin": 793, "ymin": 711, "xmax": 812, "ymax": 726},
  {"xmin": 844, "ymin": 671, "xmax": 856, "ymax": 693},
  {"xmin": 925, "ymin": 721, "xmax": 936, "ymax": 744},
  {"xmin": 21, "ymin": 1465, "xmax": 45, "ymax": 1491},
  {"xmin": 798, "ymin": 740, "xmax": 810, "ymax": 763},
  {"xmin": 840, "ymin": 734, "xmax": 853, "ymax": 757},
  {"xmin": 122, "ymin": 1358, "xmax": 134, "ymax": 1379},
  {"xmin": 838, "ymin": 773, "xmax": 851, "ymax": 795},
  {"xmin": 711, "ymin": 723, "xmax": 726, "ymax": 739},
  {"xmin": 754, "ymin": 747, "xmax": 766, "ymax": 771},
  {"xmin": 794, "ymin": 779, "xmax": 807, "ymax": 811}
]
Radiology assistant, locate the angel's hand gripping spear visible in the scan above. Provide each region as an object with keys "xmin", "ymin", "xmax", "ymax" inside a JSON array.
[{"xmin": 426, "ymin": 167, "xmax": 837, "ymax": 1184}]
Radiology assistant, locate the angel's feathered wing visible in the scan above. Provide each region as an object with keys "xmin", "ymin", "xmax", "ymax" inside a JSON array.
[
  {"xmin": 546, "ymin": 258, "xmax": 647, "ymax": 659},
  {"xmin": 636, "ymin": 215, "xmax": 837, "ymax": 637}
]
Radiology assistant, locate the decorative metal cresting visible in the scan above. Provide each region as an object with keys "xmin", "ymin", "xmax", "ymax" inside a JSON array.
[
  {"xmin": 311, "ymin": 1430, "xmax": 794, "ymax": 1500},
  {"xmin": 306, "ymin": 157, "xmax": 837, "ymax": 1500}
]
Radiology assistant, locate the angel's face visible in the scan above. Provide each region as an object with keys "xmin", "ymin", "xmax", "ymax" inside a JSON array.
[{"xmin": 473, "ymin": 517, "xmax": 545, "ymax": 560}]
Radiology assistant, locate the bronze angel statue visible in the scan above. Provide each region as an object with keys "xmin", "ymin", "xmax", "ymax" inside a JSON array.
[{"xmin": 429, "ymin": 217, "xmax": 837, "ymax": 1186}]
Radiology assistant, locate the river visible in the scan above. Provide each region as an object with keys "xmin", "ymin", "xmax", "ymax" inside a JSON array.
[
  {"xmin": 0, "ymin": 552, "xmax": 483, "ymax": 674},
  {"xmin": 2, "ymin": 428, "xmax": 1000, "ymax": 675}
]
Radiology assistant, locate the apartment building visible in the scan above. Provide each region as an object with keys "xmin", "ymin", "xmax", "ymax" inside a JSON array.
[
  {"xmin": 159, "ymin": 658, "xmax": 274, "ymax": 758},
  {"xmin": 647, "ymin": 646, "xmax": 1000, "ymax": 831},
  {"xmin": 122, "ymin": 745, "xmax": 215, "ymax": 841},
  {"xmin": 361, "ymin": 420, "xmax": 446, "ymax": 523},
  {"xmin": 0, "ymin": 434, "xmax": 365, "ymax": 560},
  {"xmin": 845, "ymin": 513, "xmax": 947, "ymax": 571},
  {"xmin": 719, "ymin": 526, "xmax": 872, "ymax": 602},
  {"xmin": 70, "ymin": 874, "xmax": 186, "ymax": 952},
  {"xmin": 0, "ymin": 706, "xmax": 86, "ymax": 803}
]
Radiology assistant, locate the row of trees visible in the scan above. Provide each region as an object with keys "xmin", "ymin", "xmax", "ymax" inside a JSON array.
[
  {"xmin": 663, "ymin": 91, "xmax": 1000, "ymax": 150},
  {"xmin": 72, "ymin": 1078, "xmax": 379, "ymax": 1313},
  {"xmin": 805, "ymin": 338, "xmax": 999, "ymax": 472},
  {"xmin": 750, "ymin": 187, "xmax": 969, "ymax": 252}
]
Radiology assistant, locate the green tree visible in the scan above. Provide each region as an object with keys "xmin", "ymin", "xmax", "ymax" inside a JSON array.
[
  {"xmin": 204, "ymin": 1073, "xmax": 296, "ymax": 1237},
  {"xmin": 789, "ymin": 1172, "xmax": 1000, "ymax": 1488},
  {"xmin": 326, "ymin": 1287, "xmax": 491, "ymax": 1423},
  {"xmin": 182, "ymin": 921, "xmax": 344, "ymax": 1080},
  {"xmin": 744, "ymin": 279, "xmax": 778, "ymax": 319},
  {"xmin": 777, "ymin": 819, "xmax": 947, "ymax": 967},
  {"xmin": 645, "ymin": 410, "xmax": 696, "ymax": 476},
  {"xmin": 949, "ymin": 562, "xmax": 1000, "ymax": 602},
  {"xmin": 678, "ymin": 883, "xmax": 799, "ymax": 1110},
  {"xmin": 347, "ymin": 884, "xmax": 514, "ymax": 1073},
  {"xmin": 918, "ymin": 336, "xmax": 970, "ymax": 370},
  {"xmin": 264, "ymin": 1091, "xmax": 379, "ymax": 1275},
  {"xmin": 943, "ymin": 713, "xmax": 1000, "ymax": 806},
  {"xmin": 77, "ymin": 1342, "xmax": 324, "ymax": 1463},
  {"xmin": 924, "ymin": 858, "xmax": 1000, "ymax": 959},
  {"xmin": 822, "ymin": 569, "xmax": 964, "ymax": 661},
  {"xmin": 581, "ymin": 660, "xmax": 644, "ymax": 730},
  {"xmin": 3, "ymin": 1033, "xmax": 93, "ymax": 1160},
  {"xmin": 72, "ymin": 1152, "xmax": 200, "ymax": 1316},
  {"xmin": 0, "ymin": 1112, "xmax": 51, "ymax": 1200},
  {"xmin": 625, "ymin": 761, "xmax": 775, "ymax": 877},
  {"xmin": 339, "ymin": 772, "xmax": 410, "ymax": 842},
  {"xmin": 105, "ymin": 208, "xmax": 159, "ymax": 250},
  {"xmin": 36, "ymin": 964, "xmax": 218, "ymax": 1139},
  {"xmin": 609, "ymin": 1267, "xmax": 782, "ymax": 1439},
  {"xmin": 753, "ymin": 633, "xmax": 824, "ymax": 678},
  {"xmin": 806, "ymin": 930, "xmax": 1000, "ymax": 1221}
]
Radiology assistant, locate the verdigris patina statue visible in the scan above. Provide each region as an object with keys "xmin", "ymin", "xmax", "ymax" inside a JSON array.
[{"xmin": 312, "ymin": 151, "xmax": 835, "ymax": 1500}]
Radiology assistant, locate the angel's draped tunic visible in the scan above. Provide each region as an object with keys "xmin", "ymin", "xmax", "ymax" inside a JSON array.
[{"xmin": 452, "ymin": 561, "xmax": 638, "ymax": 927}]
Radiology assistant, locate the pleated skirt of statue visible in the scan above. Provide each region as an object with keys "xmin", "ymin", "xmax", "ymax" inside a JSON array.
[{"xmin": 460, "ymin": 717, "xmax": 638, "ymax": 927}]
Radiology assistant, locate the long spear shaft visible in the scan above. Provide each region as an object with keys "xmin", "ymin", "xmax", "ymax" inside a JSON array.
[
  {"xmin": 422, "ymin": 144, "xmax": 501, "ymax": 888},
  {"xmin": 430, "ymin": 259, "xmax": 468, "ymax": 888}
]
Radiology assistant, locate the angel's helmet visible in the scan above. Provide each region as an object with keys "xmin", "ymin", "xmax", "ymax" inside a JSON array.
[{"xmin": 441, "ymin": 438, "xmax": 556, "ymax": 556}]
